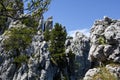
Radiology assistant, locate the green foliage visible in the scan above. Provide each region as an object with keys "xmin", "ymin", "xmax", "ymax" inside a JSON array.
[
  {"xmin": 49, "ymin": 23, "xmax": 67, "ymax": 54},
  {"xmin": 0, "ymin": 16, "xmax": 7, "ymax": 33},
  {"xmin": 0, "ymin": 0, "xmax": 23, "ymax": 17},
  {"xmin": 14, "ymin": 55, "xmax": 28, "ymax": 64},
  {"xmin": 49, "ymin": 23, "xmax": 67, "ymax": 69},
  {"xmin": 4, "ymin": 27, "xmax": 36, "ymax": 52},
  {"xmin": 0, "ymin": 0, "xmax": 51, "ymax": 19},
  {"xmin": 98, "ymin": 36, "xmax": 106, "ymax": 45},
  {"xmin": 44, "ymin": 28, "xmax": 50, "ymax": 41},
  {"xmin": 21, "ymin": 17, "xmax": 38, "ymax": 28},
  {"xmin": 51, "ymin": 53, "xmax": 67, "ymax": 68},
  {"xmin": 93, "ymin": 67, "xmax": 117, "ymax": 80}
]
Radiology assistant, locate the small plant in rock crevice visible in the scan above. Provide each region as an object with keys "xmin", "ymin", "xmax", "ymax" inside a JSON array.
[{"xmin": 98, "ymin": 36, "xmax": 106, "ymax": 45}]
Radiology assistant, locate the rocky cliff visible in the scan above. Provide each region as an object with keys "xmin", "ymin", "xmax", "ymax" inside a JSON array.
[
  {"xmin": 0, "ymin": 19, "xmax": 90, "ymax": 80},
  {"xmin": 0, "ymin": 16, "xmax": 120, "ymax": 80},
  {"xmin": 84, "ymin": 16, "xmax": 120, "ymax": 80}
]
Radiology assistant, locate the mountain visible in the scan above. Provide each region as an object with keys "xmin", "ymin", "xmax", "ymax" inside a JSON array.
[{"xmin": 0, "ymin": 16, "xmax": 120, "ymax": 80}]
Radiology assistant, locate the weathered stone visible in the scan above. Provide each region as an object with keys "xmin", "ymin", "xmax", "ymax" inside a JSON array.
[
  {"xmin": 88, "ymin": 17, "xmax": 120, "ymax": 63},
  {"xmin": 83, "ymin": 68, "xmax": 100, "ymax": 80}
]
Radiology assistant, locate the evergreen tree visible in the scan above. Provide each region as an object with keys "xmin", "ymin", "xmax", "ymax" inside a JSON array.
[
  {"xmin": 44, "ymin": 28, "xmax": 50, "ymax": 41},
  {"xmin": 4, "ymin": 27, "xmax": 35, "ymax": 55},
  {"xmin": 0, "ymin": 0, "xmax": 51, "ymax": 33},
  {"xmin": 49, "ymin": 23, "xmax": 67, "ymax": 54},
  {"xmin": 0, "ymin": 0, "xmax": 51, "ymax": 19}
]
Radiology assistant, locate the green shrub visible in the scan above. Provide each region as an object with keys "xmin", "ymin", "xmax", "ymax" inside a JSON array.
[
  {"xmin": 44, "ymin": 28, "xmax": 50, "ymax": 41},
  {"xmin": 51, "ymin": 53, "xmax": 67, "ymax": 68},
  {"xmin": 14, "ymin": 55, "xmax": 28, "ymax": 64},
  {"xmin": 4, "ymin": 27, "xmax": 36, "ymax": 52},
  {"xmin": 21, "ymin": 16, "xmax": 38, "ymax": 29},
  {"xmin": 98, "ymin": 36, "xmax": 106, "ymax": 45},
  {"xmin": 0, "ymin": 16, "xmax": 7, "ymax": 33}
]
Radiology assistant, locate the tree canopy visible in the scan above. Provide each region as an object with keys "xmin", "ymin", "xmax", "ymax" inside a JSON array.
[
  {"xmin": 0, "ymin": 0, "xmax": 51, "ymax": 19},
  {"xmin": 0, "ymin": 0, "xmax": 51, "ymax": 33},
  {"xmin": 4, "ymin": 27, "xmax": 35, "ymax": 54}
]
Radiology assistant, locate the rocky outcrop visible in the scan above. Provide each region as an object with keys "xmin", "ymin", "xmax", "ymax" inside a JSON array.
[
  {"xmin": 44, "ymin": 16, "xmax": 53, "ymax": 30},
  {"xmin": 84, "ymin": 16, "xmax": 120, "ymax": 80},
  {"xmin": 66, "ymin": 32, "xmax": 90, "ymax": 79},
  {"xmin": 0, "ymin": 20, "xmax": 90, "ymax": 80},
  {"xmin": 3, "ymin": 16, "xmax": 120, "ymax": 80},
  {"xmin": 38, "ymin": 16, "xmax": 53, "ymax": 31},
  {"xmin": 89, "ymin": 16, "xmax": 120, "ymax": 64}
]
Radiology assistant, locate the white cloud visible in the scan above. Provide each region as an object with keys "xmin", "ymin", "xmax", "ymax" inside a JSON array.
[{"xmin": 68, "ymin": 28, "xmax": 90, "ymax": 37}]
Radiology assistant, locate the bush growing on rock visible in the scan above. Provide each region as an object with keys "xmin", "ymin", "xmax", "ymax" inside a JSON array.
[
  {"xmin": 21, "ymin": 16, "xmax": 39, "ymax": 29},
  {"xmin": 4, "ymin": 27, "xmax": 36, "ymax": 54},
  {"xmin": 44, "ymin": 28, "xmax": 50, "ymax": 41},
  {"xmin": 98, "ymin": 36, "xmax": 106, "ymax": 45},
  {"xmin": 14, "ymin": 55, "xmax": 29, "ymax": 65}
]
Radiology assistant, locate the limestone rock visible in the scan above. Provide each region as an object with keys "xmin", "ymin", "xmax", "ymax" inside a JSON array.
[
  {"xmin": 88, "ymin": 17, "xmax": 120, "ymax": 64},
  {"xmin": 66, "ymin": 31, "xmax": 90, "ymax": 79}
]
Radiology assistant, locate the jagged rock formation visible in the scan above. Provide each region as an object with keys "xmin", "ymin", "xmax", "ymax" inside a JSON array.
[
  {"xmin": 38, "ymin": 16, "xmax": 53, "ymax": 31},
  {"xmin": 0, "ymin": 19, "xmax": 90, "ymax": 80},
  {"xmin": 84, "ymin": 16, "xmax": 120, "ymax": 80},
  {"xmin": 89, "ymin": 16, "xmax": 120, "ymax": 63},
  {"xmin": 70, "ymin": 32, "xmax": 90, "ymax": 79},
  {"xmin": 1, "ymin": 16, "xmax": 120, "ymax": 80}
]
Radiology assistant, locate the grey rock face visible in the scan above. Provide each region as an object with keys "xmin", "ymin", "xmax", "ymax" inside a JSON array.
[
  {"xmin": 65, "ymin": 32, "xmax": 90, "ymax": 79},
  {"xmin": 44, "ymin": 16, "xmax": 53, "ymax": 31},
  {"xmin": 0, "ymin": 29, "xmax": 53, "ymax": 80},
  {"xmin": 85, "ymin": 17, "xmax": 120, "ymax": 79},
  {"xmin": 88, "ymin": 17, "xmax": 120, "ymax": 64},
  {"xmin": 37, "ymin": 16, "xmax": 53, "ymax": 31}
]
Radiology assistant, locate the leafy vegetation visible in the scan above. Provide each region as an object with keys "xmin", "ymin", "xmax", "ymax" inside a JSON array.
[
  {"xmin": 14, "ymin": 55, "xmax": 29, "ymax": 64},
  {"xmin": 44, "ymin": 28, "xmax": 50, "ymax": 41},
  {"xmin": 98, "ymin": 36, "xmax": 106, "ymax": 45},
  {"xmin": 0, "ymin": 16, "xmax": 7, "ymax": 33},
  {"xmin": 21, "ymin": 17, "xmax": 39, "ymax": 29},
  {"xmin": 0, "ymin": 0, "xmax": 51, "ymax": 19},
  {"xmin": 93, "ymin": 67, "xmax": 117, "ymax": 80},
  {"xmin": 0, "ymin": 0, "xmax": 51, "ymax": 33},
  {"xmin": 51, "ymin": 53, "xmax": 67, "ymax": 68},
  {"xmin": 49, "ymin": 23, "xmax": 67, "ymax": 69},
  {"xmin": 49, "ymin": 23, "xmax": 67, "ymax": 54},
  {"xmin": 4, "ymin": 27, "xmax": 36, "ymax": 54}
]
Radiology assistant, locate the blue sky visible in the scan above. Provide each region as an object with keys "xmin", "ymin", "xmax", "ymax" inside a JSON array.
[{"xmin": 44, "ymin": 0, "xmax": 120, "ymax": 36}]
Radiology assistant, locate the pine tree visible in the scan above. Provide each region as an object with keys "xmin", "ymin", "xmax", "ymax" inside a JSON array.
[
  {"xmin": 49, "ymin": 23, "xmax": 67, "ymax": 54},
  {"xmin": 4, "ymin": 27, "xmax": 35, "ymax": 54},
  {"xmin": 44, "ymin": 28, "xmax": 50, "ymax": 41}
]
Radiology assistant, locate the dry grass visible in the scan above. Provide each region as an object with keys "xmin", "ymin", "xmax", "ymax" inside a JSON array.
[{"xmin": 93, "ymin": 67, "xmax": 117, "ymax": 80}]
